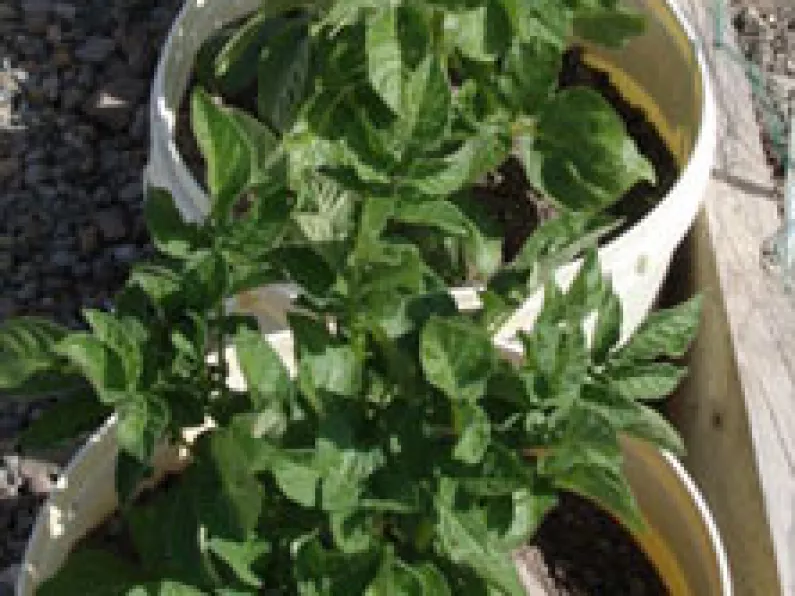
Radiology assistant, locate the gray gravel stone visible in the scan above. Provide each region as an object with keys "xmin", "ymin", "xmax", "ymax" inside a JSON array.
[
  {"xmin": 82, "ymin": 76, "xmax": 146, "ymax": 130},
  {"xmin": 92, "ymin": 207, "xmax": 127, "ymax": 242},
  {"xmin": 74, "ymin": 36, "xmax": 116, "ymax": 64}
]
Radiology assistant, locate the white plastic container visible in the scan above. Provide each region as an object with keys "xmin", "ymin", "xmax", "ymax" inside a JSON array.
[
  {"xmin": 17, "ymin": 332, "xmax": 731, "ymax": 595},
  {"xmin": 144, "ymin": 0, "xmax": 716, "ymax": 342}
]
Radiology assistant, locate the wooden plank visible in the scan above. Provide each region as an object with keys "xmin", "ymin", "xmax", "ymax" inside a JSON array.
[{"xmin": 669, "ymin": 2, "xmax": 795, "ymax": 594}]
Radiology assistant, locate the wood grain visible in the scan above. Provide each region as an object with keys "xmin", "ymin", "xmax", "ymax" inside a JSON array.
[{"xmin": 669, "ymin": 1, "xmax": 794, "ymax": 594}]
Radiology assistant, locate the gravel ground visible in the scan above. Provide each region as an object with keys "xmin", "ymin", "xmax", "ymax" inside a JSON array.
[
  {"xmin": 729, "ymin": 0, "xmax": 795, "ymax": 186},
  {"xmin": 0, "ymin": 0, "xmax": 182, "ymax": 591}
]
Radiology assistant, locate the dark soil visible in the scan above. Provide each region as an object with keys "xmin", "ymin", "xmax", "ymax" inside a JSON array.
[{"xmin": 520, "ymin": 492, "xmax": 669, "ymax": 596}]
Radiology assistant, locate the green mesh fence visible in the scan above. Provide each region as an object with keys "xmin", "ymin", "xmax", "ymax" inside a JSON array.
[{"xmin": 712, "ymin": 0, "xmax": 791, "ymax": 171}]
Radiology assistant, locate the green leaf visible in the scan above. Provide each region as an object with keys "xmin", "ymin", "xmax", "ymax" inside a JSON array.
[
  {"xmin": 226, "ymin": 108, "xmax": 284, "ymax": 187},
  {"xmin": 607, "ymin": 362, "xmax": 687, "ymax": 400},
  {"xmin": 0, "ymin": 317, "xmax": 68, "ymax": 392},
  {"xmin": 498, "ymin": 0, "xmax": 569, "ymax": 47},
  {"xmin": 128, "ymin": 478, "xmax": 213, "ymax": 586},
  {"xmin": 233, "ymin": 327, "xmax": 292, "ymax": 409},
  {"xmin": 520, "ymin": 88, "xmax": 655, "ymax": 212},
  {"xmin": 206, "ymin": 536, "xmax": 270, "ymax": 588},
  {"xmin": 622, "ymin": 403, "xmax": 685, "ymax": 456},
  {"xmin": 18, "ymin": 393, "xmax": 109, "ymax": 448},
  {"xmin": 433, "ymin": 480, "xmax": 525, "ymax": 595},
  {"xmin": 315, "ymin": 428, "xmax": 385, "ymax": 512},
  {"xmin": 145, "ymin": 188, "xmax": 204, "ymax": 258},
  {"xmin": 366, "ymin": 552, "xmax": 452, "ymax": 595},
  {"xmin": 444, "ymin": 7, "xmax": 496, "ymax": 63},
  {"xmin": 592, "ymin": 285, "xmax": 622, "ymax": 361},
  {"xmin": 250, "ymin": 443, "xmax": 319, "ymax": 507},
  {"xmin": 331, "ymin": 509, "xmax": 376, "ymax": 554},
  {"xmin": 127, "ymin": 264, "xmax": 181, "ymax": 308},
  {"xmin": 452, "ymin": 402, "xmax": 491, "ymax": 465},
  {"xmin": 257, "ymin": 14, "xmax": 310, "ymax": 132},
  {"xmin": 191, "ymin": 87, "xmax": 250, "ymax": 217},
  {"xmin": 291, "ymin": 313, "xmax": 363, "ymax": 399},
  {"xmin": 83, "ymin": 310, "xmax": 147, "ymax": 390},
  {"xmin": 367, "ymin": 8, "xmax": 404, "ymax": 113},
  {"xmin": 184, "ymin": 250, "xmax": 228, "ymax": 310},
  {"xmin": 420, "ymin": 316, "xmax": 495, "ymax": 402},
  {"xmin": 392, "ymin": 200, "xmax": 472, "ymax": 237},
  {"xmin": 273, "ymin": 246, "xmax": 337, "ymax": 299},
  {"xmin": 292, "ymin": 536, "xmax": 381, "ymax": 596},
  {"xmin": 407, "ymin": 119, "xmax": 510, "ymax": 197},
  {"xmin": 38, "ymin": 549, "xmax": 144, "ymax": 596},
  {"xmin": 187, "ymin": 430, "xmax": 264, "ymax": 540},
  {"xmin": 616, "ymin": 296, "xmax": 702, "ymax": 362},
  {"xmin": 574, "ymin": 8, "xmax": 645, "ymax": 49},
  {"xmin": 399, "ymin": 55, "xmax": 451, "ymax": 149},
  {"xmin": 56, "ymin": 333, "xmax": 127, "ymax": 402},
  {"xmin": 498, "ymin": 38, "xmax": 561, "ymax": 113},
  {"xmin": 117, "ymin": 395, "xmax": 169, "ymax": 463}
]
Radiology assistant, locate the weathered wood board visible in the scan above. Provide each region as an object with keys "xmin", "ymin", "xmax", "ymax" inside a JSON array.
[{"xmin": 669, "ymin": 2, "xmax": 795, "ymax": 594}]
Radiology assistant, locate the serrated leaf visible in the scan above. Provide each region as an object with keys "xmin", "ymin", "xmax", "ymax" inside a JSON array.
[
  {"xmin": 317, "ymin": 435, "xmax": 385, "ymax": 512},
  {"xmin": 608, "ymin": 362, "xmax": 687, "ymax": 400},
  {"xmin": 37, "ymin": 549, "xmax": 144, "ymax": 596},
  {"xmin": 184, "ymin": 250, "xmax": 228, "ymax": 310},
  {"xmin": 206, "ymin": 536, "xmax": 270, "ymax": 588},
  {"xmin": 292, "ymin": 536, "xmax": 381, "ymax": 596},
  {"xmin": 226, "ymin": 108, "xmax": 284, "ymax": 187},
  {"xmin": 420, "ymin": 316, "xmax": 495, "ymax": 402},
  {"xmin": 117, "ymin": 395, "xmax": 168, "ymax": 463},
  {"xmin": 187, "ymin": 430, "xmax": 264, "ymax": 540},
  {"xmin": 250, "ymin": 442, "xmax": 320, "ymax": 507},
  {"xmin": 0, "ymin": 317, "xmax": 69, "ymax": 392},
  {"xmin": 84, "ymin": 310, "xmax": 147, "ymax": 390},
  {"xmin": 145, "ymin": 188, "xmax": 204, "ymax": 259},
  {"xmin": 592, "ymin": 286, "xmax": 622, "ymax": 360},
  {"xmin": 497, "ymin": 0, "xmax": 569, "ymax": 47},
  {"xmin": 453, "ymin": 402, "xmax": 491, "ymax": 465},
  {"xmin": 616, "ymin": 296, "xmax": 702, "ymax": 362},
  {"xmin": 498, "ymin": 38, "xmax": 561, "ymax": 113},
  {"xmin": 191, "ymin": 87, "xmax": 250, "ymax": 217},
  {"xmin": 367, "ymin": 8, "xmax": 404, "ymax": 114},
  {"xmin": 56, "ymin": 333, "xmax": 127, "ymax": 402},
  {"xmin": 433, "ymin": 480, "xmax": 525, "ymax": 595},
  {"xmin": 574, "ymin": 8, "xmax": 645, "ymax": 49},
  {"xmin": 444, "ymin": 7, "xmax": 496, "ymax": 63},
  {"xmin": 127, "ymin": 264, "xmax": 181, "ymax": 307},
  {"xmin": 407, "ymin": 120, "xmax": 511, "ymax": 197},
  {"xmin": 392, "ymin": 200, "xmax": 472, "ymax": 237},
  {"xmin": 257, "ymin": 14, "xmax": 310, "ymax": 132},
  {"xmin": 291, "ymin": 313, "xmax": 363, "ymax": 399},
  {"xmin": 233, "ymin": 327, "xmax": 292, "ymax": 409},
  {"xmin": 400, "ymin": 55, "xmax": 451, "ymax": 149},
  {"xmin": 521, "ymin": 88, "xmax": 655, "ymax": 212}
]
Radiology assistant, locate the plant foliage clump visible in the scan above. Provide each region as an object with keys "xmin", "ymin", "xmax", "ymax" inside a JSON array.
[{"xmin": 0, "ymin": 0, "xmax": 702, "ymax": 594}]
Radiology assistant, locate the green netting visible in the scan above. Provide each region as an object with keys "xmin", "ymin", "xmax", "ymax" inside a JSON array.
[{"xmin": 712, "ymin": 0, "xmax": 791, "ymax": 170}]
